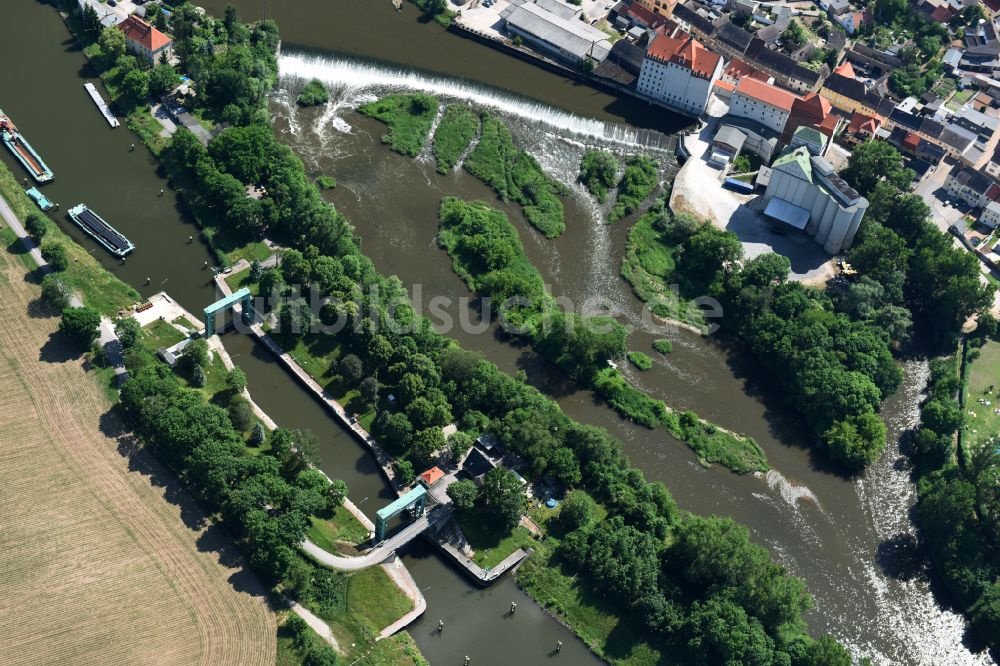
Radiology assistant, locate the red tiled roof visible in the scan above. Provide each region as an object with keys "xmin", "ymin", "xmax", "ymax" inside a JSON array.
[
  {"xmin": 930, "ymin": 5, "xmax": 952, "ymax": 22},
  {"xmin": 418, "ymin": 466, "xmax": 445, "ymax": 486},
  {"xmin": 986, "ymin": 182, "xmax": 1000, "ymax": 203},
  {"xmin": 714, "ymin": 79, "xmax": 736, "ymax": 92},
  {"xmin": 118, "ymin": 15, "xmax": 171, "ymax": 52},
  {"xmin": 833, "ymin": 61, "xmax": 856, "ymax": 79},
  {"xmin": 646, "ymin": 31, "xmax": 721, "ymax": 80},
  {"xmin": 625, "ymin": 2, "xmax": 665, "ymax": 27},
  {"xmin": 725, "ymin": 58, "xmax": 769, "ymax": 81},
  {"xmin": 903, "ymin": 132, "xmax": 921, "ymax": 149},
  {"xmin": 848, "ymin": 111, "xmax": 881, "ymax": 134},
  {"xmin": 735, "ymin": 77, "xmax": 798, "ymax": 111}
]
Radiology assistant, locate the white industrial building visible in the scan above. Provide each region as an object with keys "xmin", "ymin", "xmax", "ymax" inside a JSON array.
[
  {"xmin": 762, "ymin": 146, "xmax": 868, "ymax": 254},
  {"xmin": 502, "ymin": 2, "xmax": 612, "ymax": 65},
  {"xmin": 728, "ymin": 77, "xmax": 797, "ymax": 135},
  {"xmin": 635, "ymin": 30, "xmax": 722, "ymax": 116}
]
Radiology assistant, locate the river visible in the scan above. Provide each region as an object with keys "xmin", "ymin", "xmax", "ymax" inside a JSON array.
[{"xmin": 1, "ymin": 1, "xmax": 993, "ymax": 664}]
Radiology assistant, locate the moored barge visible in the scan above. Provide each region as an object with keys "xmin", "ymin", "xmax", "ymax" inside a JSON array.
[{"xmin": 67, "ymin": 203, "xmax": 135, "ymax": 257}]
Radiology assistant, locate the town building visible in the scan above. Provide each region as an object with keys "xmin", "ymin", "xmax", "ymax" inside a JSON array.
[
  {"xmin": 981, "ymin": 200, "xmax": 1000, "ymax": 228},
  {"xmin": 709, "ymin": 124, "xmax": 746, "ymax": 167},
  {"xmin": 783, "ymin": 93, "xmax": 841, "ymax": 143},
  {"xmin": 944, "ymin": 164, "xmax": 1000, "ymax": 208},
  {"xmin": 635, "ymin": 30, "xmax": 723, "ymax": 115},
  {"xmin": 762, "ymin": 146, "xmax": 869, "ymax": 254},
  {"xmin": 502, "ymin": 2, "xmax": 612, "ymax": 65},
  {"xmin": 820, "ymin": 72, "xmax": 895, "ymax": 117},
  {"xmin": 636, "ymin": 0, "xmax": 679, "ymax": 18},
  {"xmin": 117, "ymin": 15, "xmax": 172, "ymax": 64},
  {"xmin": 789, "ymin": 126, "xmax": 828, "ymax": 156},
  {"xmin": 728, "ymin": 77, "xmax": 797, "ymax": 134},
  {"xmin": 719, "ymin": 57, "xmax": 771, "ymax": 86},
  {"xmin": 843, "ymin": 111, "xmax": 882, "ymax": 145}
]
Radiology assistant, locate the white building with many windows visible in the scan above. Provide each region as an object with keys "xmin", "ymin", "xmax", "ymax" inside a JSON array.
[
  {"xmin": 728, "ymin": 77, "xmax": 797, "ymax": 135},
  {"xmin": 635, "ymin": 30, "xmax": 722, "ymax": 117}
]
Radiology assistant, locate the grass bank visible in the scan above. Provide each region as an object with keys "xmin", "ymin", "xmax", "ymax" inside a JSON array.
[
  {"xmin": 307, "ymin": 505, "xmax": 370, "ymax": 554},
  {"xmin": 432, "ymin": 104, "xmax": 480, "ymax": 174},
  {"xmin": 609, "ymin": 155, "xmax": 659, "ymax": 223},
  {"xmin": 463, "ymin": 112, "xmax": 568, "ymax": 238},
  {"xmin": 620, "ymin": 206, "xmax": 707, "ymax": 331},
  {"xmin": 359, "ymin": 93, "xmax": 440, "ymax": 158},
  {"xmin": 0, "ymin": 162, "xmax": 139, "ymax": 315}
]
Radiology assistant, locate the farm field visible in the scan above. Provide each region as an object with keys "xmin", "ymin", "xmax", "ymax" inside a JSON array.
[{"xmin": 0, "ymin": 237, "xmax": 276, "ymax": 665}]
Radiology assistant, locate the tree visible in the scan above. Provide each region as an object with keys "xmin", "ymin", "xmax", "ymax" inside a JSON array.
[
  {"xmin": 803, "ymin": 635, "xmax": 852, "ymax": 666},
  {"xmin": 409, "ymin": 428, "xmax": 445, "ymax": 469},
  {"xmin": 359, "ymin": 376, "xmax": 378, "ymax": 403},
  {"xmin": 559, "ymin": 489, "xmax": 597, "ymax": 533},
  {"xmin": 41, "ymin": 242, "xmax": 69, "ymax": 272},
  {"xmin": 281, "ymin": 249, "xmax": 312, "ymax": 286},
  {"xmin": 148, "ymin": 63, "xmax": 180, "ymax": 98},
  {"xmin": 25, "ymin": 212, "xmax": 47, "ymax": 241},
  {"xmin": 41, "ymin": 274, "xmax": 70, "ymax": 310},
  {"xmin": 250, "ymin": 422, "xmax": 267, "ymax": 447},
  {"xmin": 98, "ymin": 26, "xmax": 126, "ymax": 66},
  {"xmin": 842, "ymin": 141, "xmax": 914, "ymax": 196},
  {"xmin": 548, "ymin": 447, "xmax": 582, "ymax": 487},
  {"xmin": 378, "ymin": 412, "xmax": 413, "ymax": 449},
  {"xmin": 278, "ymin": 298, "xmax": 313, "ymax": 341},
  {"xmin": 823, "ymin": 412, "xmax": 887, "ymax": 469},
  {"xmin": 180, "ymin": 338, "xmax": 209, "ymax": 372},
  {"xmin": 297, "ymin": 79, "xmax": 330, "ymax": 107},
  {"xmin": 249, "ymin": 259, "xmax": 263, "ymax": 283},
  {"xmin": 578, "ymin": 150, "xmax": 619, "ymax": 203},
  {"xmin": 395, "ymin": 459, "xmax": 415, "ymax": 485},
  {"xmin": 59, "ymin": 307, "xmax": 101, "ymax": 348},
  {"xmin": 339, "ymin": 354, "xmax": 363, "ymax": 383},
  {"xmin": 302, "ymin": 644, "xmax": 339, "ymax": 666},
  {"xmin": 114, "ymin": 317, "xmax": 141, "ymax": 351},
  {"xmin": 191, "ymin": 364, "xmax": 207, "ymax": 388},
  {"xmin": 479, "ymin": 467, "xmax": 527, "ymax": 530},
  {"xmin": 258, "ymin": 268, "xmax": 286, "ymax": 304},
  {"xmin": 227, "ymin": 366, "xmax": 247, "ymax": 393},
  {"xmin": 782, "ymin": 19, "xmax": 806, "ymax": 46},
  {"xmin": 325, "ymin": 479, "xmax": 348, "ymax": 510},
  {"xmin": 120, "ymin": 68, "xmax": 150, "ymax": 105},
  {"xmin": 229, "ymin": 395, "xmax": 256, "ymax": 431},
  {"xmin": 447, "ymin": 479, "xmax": 479, "ymax": 511}
]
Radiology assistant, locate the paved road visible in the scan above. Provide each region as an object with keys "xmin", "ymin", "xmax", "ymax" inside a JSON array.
[
  {"xmin": 302, "ymin": 506, "xmax": 452, "ymax": 572},
  {"xmin": 0, "ymin": 193, "xmax": 127, "ymax": 383}
]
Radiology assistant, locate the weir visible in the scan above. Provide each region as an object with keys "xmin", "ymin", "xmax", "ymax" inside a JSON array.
[{"xmin": 278, "ymin": 51, "xmax": 674, "ymax": 151}]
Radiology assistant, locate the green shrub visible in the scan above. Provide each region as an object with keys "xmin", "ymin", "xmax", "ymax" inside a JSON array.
[
  {"xmin": 609, "ymin": 155, "xmax": 658, "ymax": 223},
  {"xmin": 358, "ymin": 93, "xmax": 439, "ymax": 157},
  {"xmin": 653, "ymin": 339, "xmax": 672, "ymax": 354},
  {"xmin": 578, "ymin": 150, "xmax": 619, "ymax": 203},
  {"xmin": 627, "ymin": 351, "xmax": 652, "ymax": 370},
  {"xmin": 316, "ymin": 175, "xmax": 336, "ymax": 189},
  {"xmin": 297, "ymin": 78, "xmax": 329, "ymax": 107},
  {"xmin": 432, "ymin": 105, "xmax": 480, "ymax": 174}
]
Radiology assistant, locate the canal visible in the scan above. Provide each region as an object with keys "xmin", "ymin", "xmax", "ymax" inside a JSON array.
[{"xmin": 1, "ymin": 1, "xmax": 993, "ymax": 664}]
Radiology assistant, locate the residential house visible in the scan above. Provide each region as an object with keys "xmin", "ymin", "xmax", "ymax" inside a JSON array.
[
  {"xmin": 843, "ymin": 111, "xmax": 882, "ymax": 145},
  {"xmin": 117, "ymin": 15, "xmax": 172, "ymax": 64},
  {"xmin": 944, "ymin": 164, "xmax": 1000, "ymax": 208},
  {"xmin": 820, "ymin": 72, "xmax": 895, "ymax": 116},
  {"xmin": 729, "ymin": 77, "xmax": 798, "ymax": 133},
  {"xmin": 637, "ymin": 0, "xmax": 680, "ymax": 17},
  {"xmin": 762, "ymin": 146, "xmax": 869, "ymax": 254},
  {"xmin": 981, "ymin": 200, "xmax": 1000, "ymax": 228},
  {"xmin": 837, "ymin": 8, "xmax": 871, "ymax": 35},
  {"xmin": 636, "ymin": 29, "xmax": 723, "ymax": 115},
  {"xmin": 720, "ymin": 57, "xmax": 771, "ymax": 86}
]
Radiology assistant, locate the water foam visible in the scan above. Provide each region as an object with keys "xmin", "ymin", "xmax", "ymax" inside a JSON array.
[{"xmin": 278, "ymin": 51, "xmax": 672, "ymax": 150}]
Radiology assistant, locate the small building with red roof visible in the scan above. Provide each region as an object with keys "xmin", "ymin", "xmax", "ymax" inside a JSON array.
[
  {"xmin": 418, "ymin": 466, "xmax": 446, "ymax": 488},
  {"xmin": 846, "ymin": 111, "xmax": 882, "ymax": 144},
  {"xmin": 117, "ymin": 15, "xmax": 172, "ymax": 64},
  {"xmin": 832, "ymin": 61, "xmax": 856, "ymax": 79},
  {"xmin": 636, "ymin": 29, "xmax": 723, "ymax": 116},
  {"xmin": 721, "ymin": 57, "xmax": 772, "ymax": 87},
  {"xmin": 729, "ymin": 77, "xmax": 799, "ymax": 134}
]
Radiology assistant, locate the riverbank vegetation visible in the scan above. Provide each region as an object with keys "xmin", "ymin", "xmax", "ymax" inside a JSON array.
[
  {"xmin": 843, "ymin": 140, "xmax": 990, "ymax": 350},
  {"xmin": 297, "ymin": 78, "xmax": 330, "ymax": 107},
  {"xmin": 609, "ymin": 155, "xmax": 659, "ymax": 223},
  {"xmin": 578, "ymin": 149, "xmax": 619, "ymax": 203},
  {"xmin": 432, "ymin": 104, "xmax": 480, "ymax": 174},
  {"xmin": 620, "ymin": 197, "xmax": 711, "ymax": 331},
  {"xmin": 0, "ymin": 162, "xmax": 139, "ymax": 315},
  {"xmin": 912, "ymin": 337, "xmax": 1000, "ymax": 653},
  {"xmin": 408, "ymin": 0, "xmax": 456, "ymax": 27},
  {"xmin": 359, "ymin": 93, "xmax": 440, "ymax": 157},
  {"xmin": 627, "ymin": 351, "xmax": 652, "ymax": 370},
  {"xmin": 624, "ymin": 186, "xmax": 901, "ymax": 470},
  {"xmin": 438, "ymin": 197, "xmax": 767, "ymax": 473},
  {"xmin": 463, "ymin": 112, "xmax": 569, "ymax": 237},
  {"xmin": 66, "ymin": 6, "xmax": 850, "ymax": 661}
]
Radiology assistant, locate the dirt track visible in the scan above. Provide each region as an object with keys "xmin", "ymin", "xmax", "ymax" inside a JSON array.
[{"xmin": 0, "ymin": 244, "xmax": 276, "ymax": 665}]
